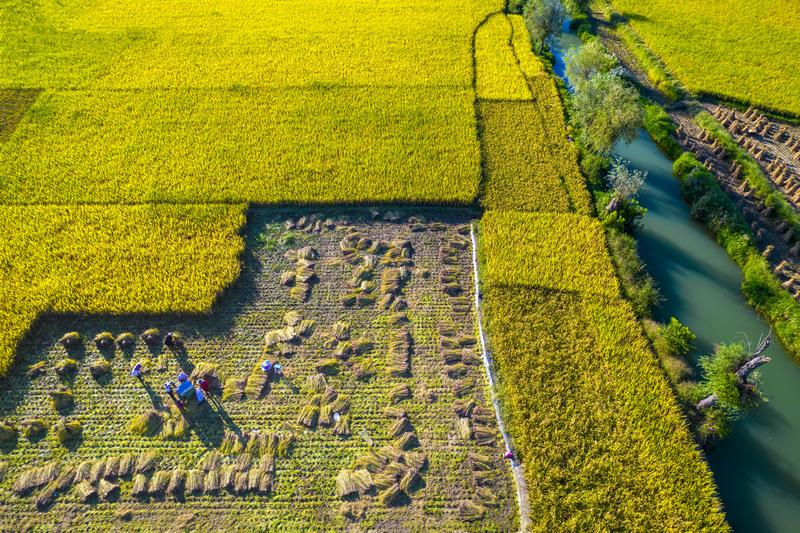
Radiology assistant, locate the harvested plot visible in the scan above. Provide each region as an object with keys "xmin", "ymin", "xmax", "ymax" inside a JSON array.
[
  {"xmin": 481, "ymin": 211, "xmax": 620, "ymax": 298},
  {"xmin": 476, "ymin": 15, "xmax": 589, "ymax": 213},
  {"xmin": 0, "ymin": 204, "xmax": 246, "ymax": 376},
  {"xmin": 0, "ymin": 210, "xmax": 516, "ymax": 530},
  {"xmin": 607, "ymin": 0, "xmax": 800, "ymax": 116}
]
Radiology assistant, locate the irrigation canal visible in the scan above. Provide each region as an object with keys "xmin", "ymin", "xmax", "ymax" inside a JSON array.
[{"xmin": 551, "ymin": 27, "xmax": 800, "ymax": 532}]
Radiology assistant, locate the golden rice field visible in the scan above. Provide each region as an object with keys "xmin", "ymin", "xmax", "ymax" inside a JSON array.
[
  {"xmin": 476, "ymin": 15, "xmax": 590, "ymax": 213},
  {"xmin": 608, "ymin": 0, "xmax": 800, "ymax": 116},
  {"xmin": 0, "ymin": 0, "xmax": 733, "ymax": 529},
  {"xmin": 0, "ymin": 205, "xmax": 245, "ymax": 376},
  {"xmin": 0, "ymin": 0, "xmax": 498, "ymax": 204},
  {"xmin": 480, "ymin": 211, "xmax": 727, "ymax": 530},
  {"xmin": 481, "ymin": 211, "xmax": 619, "ymax": 298}
]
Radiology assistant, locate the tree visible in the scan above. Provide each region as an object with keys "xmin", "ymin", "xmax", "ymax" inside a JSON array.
[
  {"xmin": 606, "ymin": 157, "xmax": 646, "ymax": 204},
  {"xmin": 602, "ymin": 157, "xmax": 647, "ymax": 231},
  {"xmin": 570, "ymin": 71, "xmax": 642, "ymax": 154},
  {"xmin": 696, "ymin": 334, "xmax": 772, "ymax": 413},
  {"xmin": 564, "ymin": 39, "xmax": 619, "ymax": 90},
  {"xmin": 523, "ymin": 0, "xmax": 566, "ymax": 52},
  {"xmin": 659, "ymin": 317, "xmax": 696, "ymax": 357}
]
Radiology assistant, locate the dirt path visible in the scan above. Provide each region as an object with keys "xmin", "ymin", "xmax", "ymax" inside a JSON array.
[
  {"xmin": 470, "ymin": 224, "xmax": 531, "ymax": 532},
  {"xmin": 591, "ymin": 12, "xmax": 665, "ymax": 105}
]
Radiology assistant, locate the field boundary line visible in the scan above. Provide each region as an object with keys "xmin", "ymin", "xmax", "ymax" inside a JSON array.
[{"xmin": 469, "ymin": 223, "xmax": 531, "ymax": 531}]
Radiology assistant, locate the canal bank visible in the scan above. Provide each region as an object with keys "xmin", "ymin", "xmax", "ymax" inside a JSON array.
[{"xmin": 551, "ymin": 26, "xmax": 800, "ymax": 532}]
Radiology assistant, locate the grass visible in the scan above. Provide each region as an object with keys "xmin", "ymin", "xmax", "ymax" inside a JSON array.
[
  {"xmin": 0, "ymin": 204, "xmax": 245, "ymax": 376},
  {"xmin": 477, "ymin": 15, "xmax": 590, "ymax": 214},
  {"xmin": 606, "ymin": 0, "xmax": 800, "ymax": 116}
]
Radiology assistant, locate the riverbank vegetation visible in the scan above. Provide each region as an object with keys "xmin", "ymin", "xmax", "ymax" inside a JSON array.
[
  {"xmin": 604, "ymin": 0, "xmax": 800, "ymax": 116},
  {"xmin": 695, "ymin": 111, "xmax": 800, "ymax": 238},
  {"xmin": 641, "ymin": 102, "xmax": 800, "ymax": 367}
]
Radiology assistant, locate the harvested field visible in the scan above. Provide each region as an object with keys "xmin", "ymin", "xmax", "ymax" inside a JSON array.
[{"xmin": 0, "ymin": 209, "xmax": 516, "ymax": 530}]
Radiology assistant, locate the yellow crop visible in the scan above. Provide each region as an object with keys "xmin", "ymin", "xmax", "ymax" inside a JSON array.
[
  {"xmin": 0, "ymin": 204, "xmax": 245, "ymax": 375},
  {"xmin": 481, "ymin": 211, "xmax": 620, "ymax": 298},
  {"xmin": 480, "ymin": 212, "xmax": 727, "ymax": 530},
  {"xmin": 475, "ymin": 14, "xmax": 532, "ymax": 101},
  {"xmin": 608, "ymin": 0, "xmax": 800, "ymax": 116},
  {"xmin": 484, "ymin": 287, "xmax": 727, "ymax": 530},
  {"xmin": 476, "ymin": 15, "xmax": 590, "ymax": 213},
  {"xmin": 0, "ymin": 0, "xmax": 505, "ymax": 205},
  {"xmin": 0, "ymin": 88, "xmax": 480, "ymax": 204}
]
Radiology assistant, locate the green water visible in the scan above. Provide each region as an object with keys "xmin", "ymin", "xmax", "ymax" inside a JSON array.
[{"xmin": 553, "ymin": 30, "xmax": 800, "ymax": 532}]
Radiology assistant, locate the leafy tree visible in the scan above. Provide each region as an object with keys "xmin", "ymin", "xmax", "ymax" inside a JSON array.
[
  {"xmin": 699, "ymin": 342, "xmax": 764, "ymax": 414},
  {"xmin": 565, "ymin": 39, "xmax": 619, "ymax": 89},
  {"xmin": 570, "ymin": 71, "xmax": 642, "ymax": 154},
  {"xmin": 523, "ymin": 0, "xmax": 566, "ymax": 52},
  {"xmin": 601, "ymin": 157, "xmax": 647, "ymax": 231},
  {"xmin": 695, "ymin": 335, "xmax": 772, "ymax": 442},
  {"xmin": 607, "ymin": 157, "xmax": 646, "ymax": 202}
]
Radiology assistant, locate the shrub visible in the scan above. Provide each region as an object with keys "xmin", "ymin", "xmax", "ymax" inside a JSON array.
[
  {"xmin": 604, "ymin": 228, "xmax": 660, "ymax": 317},
  {"xmin": 659, "ymin": 317, "xmax": 696, "ymax": 358},
  {"xmin": 643, "ymin": 104, "xmax": 682, "ymax": 159}
]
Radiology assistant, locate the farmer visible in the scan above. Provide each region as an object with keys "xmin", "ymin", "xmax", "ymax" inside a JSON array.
[
  {"xmin": 164, "ymin": 331, "xmax": 176, "ymax": 349},
  {"xmin": 273, "ymin": 363, "xmax": 283, "ymax": 378},
  {"xmin": 164, "ymin": 381, "xmax": 184, "ymax": 409},
  {"xmin": 503, "ymin": 450, "xmax": 514, "ymax": 461},
  {"xmin": 260, "ymin": 359, "xmax": 273, "ymax": 375},
  {"xmin": 130, "ymin": 363, "xmax": 144, "ymax": 383},
  {"xmin": 177, "ymin": 371, "xmax": 189, "ymax": 383}
]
